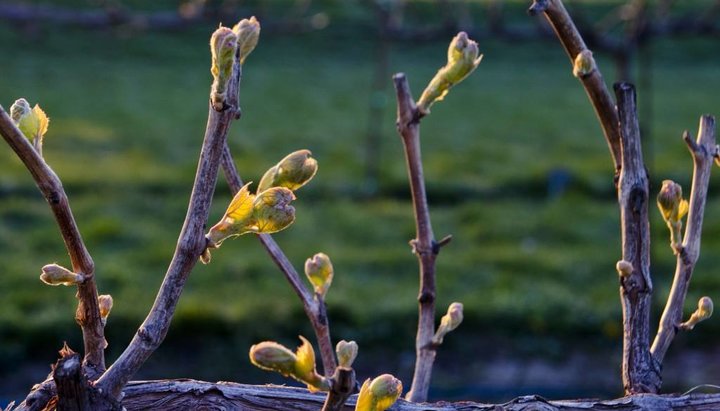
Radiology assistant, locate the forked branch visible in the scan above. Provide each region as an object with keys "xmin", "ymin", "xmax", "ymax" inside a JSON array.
[
  {"xmin": 0, "ymin": 107, "xmax": 105, "ymax": 375},
  {"xmin": 652, "ymin": 115, "xmax": 718, "ymax": 363},
  {"xmin": 220, "ymin": 144, "xmax": 337, "ymax": 376}
]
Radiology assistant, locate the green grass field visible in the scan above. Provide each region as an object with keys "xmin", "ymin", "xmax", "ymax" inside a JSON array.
[{"xmin": 1, "ymin": 1, "xmax": 720, "ymax": 403}]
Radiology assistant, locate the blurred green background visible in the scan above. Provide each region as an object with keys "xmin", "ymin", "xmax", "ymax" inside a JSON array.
[{"xmin": 2, "ymin": 0, "xmax": 720, "ymax": 405}]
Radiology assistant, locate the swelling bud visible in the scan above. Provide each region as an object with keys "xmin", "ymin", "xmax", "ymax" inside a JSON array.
[
  {"xmin": 210, "ymin": 26, "xmax": 238, "ymax": 111},
  {"xmin": 10, "ymin": 98, "xmax": 50, "ymax": 151},
  {"xmin": 572, "ymin": 50, "xmax": 596, "ymax": 78},
  {"xmin": 681, "ymin": 296, "xmax": 714, "ymax": 330},
  {"xmin": 417, "ymin": 32, "xmax": 483, "ymax": 114},
  {"xmin": 258, "ymin": 150, "xmax": 319, "ymax": 193},
  {"xmin": 40, "ymin": 264, "xmax": 83, "ymax": 286},
  {"xmin": 233, "ymin": 16, "xmax": 260, "ymax": 64},
  {"xmin": 305, "ymin": 252, "xmax": 334, "ymax": 297},
  {"xmin": 356, "ymin": 374, "xmax": 403, "ymax": 411},
  {"xmin": 432, "ymin": 302, "xmax": 464, "ymax": 345},
  {"xmin": 335, "ymin": 340, "xmax": 358, "ymax": 368}
]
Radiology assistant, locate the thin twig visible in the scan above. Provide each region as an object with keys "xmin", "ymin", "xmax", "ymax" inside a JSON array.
[
  {"xmin": 219, "ymin": 144, "xmax": 337, "ymax": 376},
  {"xmin": 529, "ymin": 0, "xmax": 622, "ymax": 176},
  {"xmin": 0, "ymin": 107, "xmax": 105, "ymax": 375},
  {"xmin": 393, "ymin": 73, "xmax": 442, "ymax": 403},
  {"xmin": 321, "ymin": 367, "xmax": 356, "ymax": 411},
  {"xmin": 614, "ymin": 82, "xmax": 660, "ymax": 394},
  {"xmin": 93, "ymin": 43, "xmax": 243, "ymax": 400},
  {"xmin": 651, "ymin": 115, "xmax": 717, "ymax": 364}
]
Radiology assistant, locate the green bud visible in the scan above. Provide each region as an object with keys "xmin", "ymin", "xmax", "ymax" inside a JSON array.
[
  {"xmin": 417, "ymin": 32, "xmax": 483, "ymax": 114},
  {"xmin": 657, "ymin": 180, "xmax": 688, "ymax": 252},
  {"xmin": 210, "ymin": 26, "xmax": 238, "ymax": 111},
  {"xmin": 616, "ymin": 260, "xmax": 633, "ymax": 278},
  {"xmin": 249, "ymin": 341, "xmax": 298, "ymax": 376},
  {"xmin": 249, "ymin": 336, "xmax": 330, "ymax": 392},
  {"xmin": 432, "ymin": 302, "xmax": 463, "ymax": 345},
  {"xmin": 336, "ymin": 340, "xmax": 358, "ymax": 368},
  {"xmin": 10, "ymin": 98, "xmax": 50, "ymax": 149},
  {"xmin": 257, "ymin": 150, "xmax": 319, "ymax": 193},
  {"xmin": 355, "ymin": 374, "xmax": 403, "ymax": 411},
  {"xmin": 206, "ymin": 183, "xmax": 296, "ymax": 248},
  {"xmin": 40, "ymin": 264, "xmax": 83, "ymax": 286},
  {"xmin": 572, "ymin": 50, "xmax": 596, "ymax": 78},
  {"xmin": 250, "ymin": 186, "xmax": 296, "ymax": 234},
  {"xmin": 681, "ymin": 296, "xmax": 714, "ymax": 330},
  {"xmin": 304, "ymin": 252, "xmax": 333, "ymax": 297},
  {"xmin": 98, "ymin": 294, "xmax": 113, "ymax": 322},
  {"xmin": 233, "ymin": 16, "xmax": 260, "ymax": 64}
]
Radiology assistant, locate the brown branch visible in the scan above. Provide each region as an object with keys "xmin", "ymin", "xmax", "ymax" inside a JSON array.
[
  {"xmin": 392, "ymin": 73, "xmax": 444, "ymax": 403},
  {"xmin": 118, "ymin": 379, "xmax": 720, "ymax": 410},
  {"xmin": 0, "ymin": 107, "xmax": 105, "ymax": 374},
  {"xmin": 652, "ymin": 116, "xmax": 717, "ymax": 363},
  {"xmin": 614, "ymin": 83, "xmax": 660, "ymax": 394},
  {"xmin": 219, "ymin": 144, "xmax": 337, "ymax": 376},
  {"xmin": 93, "ymin": 41, "xmax": 243, "ymax": 399},
  {"xmin": 321, "ymin": 367, "xmax": 356, "ymax": 411},
  {"xmin": 528, "ymin": 0, "xmax": 622, "ymax": 176}
]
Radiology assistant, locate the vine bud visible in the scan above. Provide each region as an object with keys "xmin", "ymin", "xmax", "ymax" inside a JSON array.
[
  {"xmin": 210, "ymin": 26, "xmax": 238, "ymax": 111},
  {"xmin": 616, "ymin": 260, "xmax": 633, "ymax": 278},
  {"xmin": 257, "ymin": 150, "xmax": 319, "ymax": 193},
  {"xmin": 572, "ymin": 50, "xmax": 596, "ymax": 78},
  {"xmin": 10, "ymin": 98, "xmax": 49, "ymax": 146},
  {"xmin": 233, "ymin": 16, "xmax": 260, "ymax": 64},
  {"xmin": 304, "ymin": 252, "xmax": 334, "ymax": 298},
  {"xmin": 98, "ymin": 294, "xmax": 113, "ymax": 321},
  {"xmin": 417, "ymin": 32, "xmax": 483, "ymax": 114},
  {"xmin": 657, "ymin": 180, "xmax": 687, "ymax": 222},
  {"xmin": 249, "ymin": 341, "xmax": 297, "ymax": 376},
  {"xmin": 40, "ymin": 264, "xmax": 83, "ymax": 286},
  {"xmin": 681, "ymin": 296, "xmax": 714, "ymax": 330},
  {"xmin": 433, "ymin": 302, "xmax": 464, "ymax": 345},
  {"xmin": 335, "ymin": 340, "xmax": 358, "ymax": 368},
  {"xmin": 356, "ymin": 374, "xmax": 403, "ymax": 411}
]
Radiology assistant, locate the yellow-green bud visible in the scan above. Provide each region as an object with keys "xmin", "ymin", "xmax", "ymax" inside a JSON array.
[
  {"xmin": 249, "ymin": 341, "xmax": 298, "ymax": 376},
  {"xmin": 233, "ymin": 16, "xmax": 260, "ymax": 64},
  {"xmin": 210, "ymin": 26, "xmax": 238, "ymax": 111},
  {"xmin": 336, "ymin": 340, "xmax": 358, "ymax": 368},
  {"xmin": 417, "ymin": 31, "xmax": 483, "ymax": 114},
  {"xmin": 432, "ymin": 302, "xmax": 464, "ymax": 345},
  {"xmin": 356, "ymin": 374, "xmax": 403, "ymax": 411},
  {"xmin": 616, "ymin": 260, "xmax": 633, "ymax": 278},
  {"xmin": 249, "ymin": 336, "xmax": 330, "ymax": 392},
  {"xmin": 10, "ymin": 98, "xmax": 50, "ymax": 147},
  {"xmin": 657, "ymin": 180, "xmax": 687, "ymax": 222},
  {"xmin": 98, "ymin": 294, "xmax": 113, "ymax": 319},
  {"xmin": 681, "ymin": 296, "xmax": 714, "ymax": 330},
  {"xmin": 257, "ymin": 150, "xmax": 319, "ymax": 193},
  {"xmin": 40, "ymin": 264, "xmax": 83, "ymax": 286},
  {"xmin": 250, "ymin": 187, "xmax": 296, "ymax": 234},
  {"xmin": 206, "ymin": 183, "xmax": 297, "ymax": 247},
  {"xmin": 572, "ymin": 50, "xmax": 596, "ymax": 78},
  {"xmin": 304, "ymin": 252, "xmax": 333, "ymax": 298}
]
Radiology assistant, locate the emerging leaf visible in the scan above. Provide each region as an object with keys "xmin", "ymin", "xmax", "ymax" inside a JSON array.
[
  {"xmin": 355, "ymin": 374, "xmax": 403, "ymax": 411},
  {"xmin": 416, "ymin": 32, "xmax": 482, "ymax": 114},
  {"xmin": 10, "ymin": 98, "xmax": 50, "ymax": 146},
  {"xmin": 304, "ymin": 252, "xmax": 334, "ymax": 297},
  {"xmin": 206, "ymin": 183, "xmax": 255, "ymax": 246},
  {"xmin": 233, "ymin": 16, "xmax": 260, "ymax": 64},
  {"xmin": 257, "ymin": 150, "xmax": 318, "ymax": 193}
]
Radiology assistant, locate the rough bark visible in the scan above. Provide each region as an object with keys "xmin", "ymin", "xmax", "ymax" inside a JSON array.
[
  {"xmin": 118, "ymin": 380, "xmax": 720, "ymax": 411},
  {"xmin": 614, "ymin": 83, "xmax": 661, "ymax": 394}
]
